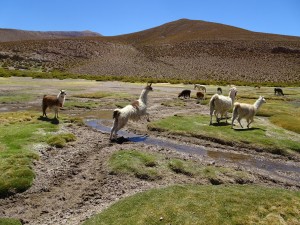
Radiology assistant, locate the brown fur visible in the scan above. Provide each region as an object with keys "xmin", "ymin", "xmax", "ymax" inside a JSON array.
[
  {"xmin": 42, "ymin": 90, "xmax": 66, "ymax": 118},
  {"xmin": 131, "ymin": 100, "xmax": 140, "ymax": 109}
]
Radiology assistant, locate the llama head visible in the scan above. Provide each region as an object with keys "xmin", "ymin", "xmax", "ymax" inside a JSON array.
[
  {"xmin": 229, "ymin": 87, "xmax": 237, "ymax": 98},
  {"xmin": 145, "ymin": 83, "xmax": 153, "ymax": 91},
  {"xmin": 58, "ymin": 90, "xmax": 67, "ymax": 98},
  {"xmin": 259, "ymin": 96, "xmax": 266, "ymax": 103}
]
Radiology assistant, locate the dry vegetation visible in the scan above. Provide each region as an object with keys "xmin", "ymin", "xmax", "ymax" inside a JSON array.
[{"xmin": 0, "ymin": 19, "xmax": 299, "ymax": 84}]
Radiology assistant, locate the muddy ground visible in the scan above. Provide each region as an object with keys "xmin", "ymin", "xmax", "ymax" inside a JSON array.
[{"xmin": 0, "ymin": 78, "xmax": 299, "ymax": 225}]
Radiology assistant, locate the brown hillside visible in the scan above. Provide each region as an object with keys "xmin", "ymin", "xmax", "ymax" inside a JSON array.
[
  {"xmin": 113, "ymin": 19, "xmax": 300, "ymax": 44},
  {"xmin": 0, "ymin": 29, "xmax": 101, "ymax": 42},
  {"xmin": 0, "ymin": 19, "xmax": 299, "ymax": 84}
]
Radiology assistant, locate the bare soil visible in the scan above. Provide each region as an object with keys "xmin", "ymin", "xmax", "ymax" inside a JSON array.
[{"xmin": 0, "ymin": 79, "xmax": 299, "ymax": 225}]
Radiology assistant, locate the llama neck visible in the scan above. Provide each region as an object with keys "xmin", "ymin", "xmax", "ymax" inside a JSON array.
[
  {"xmin": 229, "ymin": 91, "xmax": 236, "ymax": 103},
  {"xmin": 254, "ymin": 99, "xmax": 264, "ymax": 111},
  {"xmin": 139, "ymin": 89, "xmax": 149, "ymax": 104},
  {"xmin": 57, "ymin": 95, "xmax": 65, "ymax": 106}
]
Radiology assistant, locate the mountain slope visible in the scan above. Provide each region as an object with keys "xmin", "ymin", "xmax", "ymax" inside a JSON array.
[
  {"xmin": 0, "ymin": 29, "xmax": 101, "ymax": 42},
  {"xmin": 114, "ymin": 19, "xmax": 300, "ymax": 44},
  {"xmin": 0, "ymin": 19, "xmax": 299, "ymax": 84}
]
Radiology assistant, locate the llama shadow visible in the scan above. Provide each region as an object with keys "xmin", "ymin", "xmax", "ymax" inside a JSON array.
[
  {"xmin": 233, "ymin": 127, "xmax": 262, "ymax": 132},
  {"xmin": 38, "ymin": 116, "xmax": 60, "ymax": 125},
  {"xmin": 211, "ymin": 122, "xmax": 230, "ymax": 127},
  {"xmin": 110, "ymin": 135, "xmax": 148, "ymax": 144},
  {"xmin": 110, "ymin": 136, "xmax": 130, "ymax": 144}
]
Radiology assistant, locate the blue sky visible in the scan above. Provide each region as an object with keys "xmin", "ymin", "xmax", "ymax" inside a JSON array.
[{"xmin": 1, "ymin": 0, "xmax": 299, "ymax": 37}]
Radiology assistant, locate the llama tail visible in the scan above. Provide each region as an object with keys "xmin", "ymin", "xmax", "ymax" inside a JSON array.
[
  {"xmin": 209, "ymin": 94, "xmax": 219, "ymax": 111},
  {"xmin": 113, "ymin": 109, "xmax": 121, "ymax": 120},
  {"xmin": 232, "ymin": 102, "xmax": 240, "ymax": 115}
]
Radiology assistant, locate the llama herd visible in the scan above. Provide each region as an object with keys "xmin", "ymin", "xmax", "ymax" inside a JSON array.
[{"xmin": 41, "ymin": 84, "xmax": 284, "ymax": 141}]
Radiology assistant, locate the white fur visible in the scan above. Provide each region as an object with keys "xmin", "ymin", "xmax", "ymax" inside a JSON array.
[
  {"xmin": 42, "ymin": 90, "xmax": 66, "ymax": 118},
  {"xmin": 110, "ymin": 84, "xmax": 153, "ymax": 140},
  {"xmin": 231, "ymin": 96, "xmax": 266, "ymax": 129},
  {"xmin": 209, "ymin": 87, "xmax": 237, "ymax": 125}
]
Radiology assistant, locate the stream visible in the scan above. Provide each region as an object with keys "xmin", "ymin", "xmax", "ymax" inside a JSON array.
[{"xmin": 85, "ymin": 119, "xmax": 300, "ymax": 185}]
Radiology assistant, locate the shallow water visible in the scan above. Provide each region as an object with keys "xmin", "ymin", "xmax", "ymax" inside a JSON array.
[{"xmin": 85, "ymin": 119, "xmax": 300, "ymax": 184}]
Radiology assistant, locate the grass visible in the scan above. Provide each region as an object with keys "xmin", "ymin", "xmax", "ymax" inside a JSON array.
[
  {"xmin": 1, "ymin": 68, "xmax": 300, "ymax": 87},
  {"xmin": 46, "ymin": 133, "xmax": 76, "ymax": 148},
  {"xmin": 0, "ymin": 93, "xmax": 33, "ymax": 103},
  {"xmin": 148, "ymin": 115, "xmax": 300, "ymax": 154},
  {"xmin": 63, "ymin": 100, "xmax": 101, "ymax": 109},
  {"xmin": 109, "ymin": 150, "xmax": 160, "ymax": 181},
  {"xmin": 83, "ymin": 184, "xmax": 300, "ymax": 225},
  {"xmin": 0, "ymin": 218, "xmax": 22, "ymax": 225},
  {"xmin": 0, "ymin": 112, "xmax": 74, "ymax": 197},
  {"xmin": 109, "ymin": 150, "xmax": 252, "ymax": 182}
]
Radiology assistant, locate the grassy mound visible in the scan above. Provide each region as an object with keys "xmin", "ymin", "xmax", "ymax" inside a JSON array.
[{"xmin": 84, "ymin": 184, "xmax": 300, "ymax": 225}]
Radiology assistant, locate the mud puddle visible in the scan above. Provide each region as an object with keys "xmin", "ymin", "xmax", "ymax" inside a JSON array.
[{"xmin": 86, "ymin": 119, "xmax": 300, "ymax": 184}]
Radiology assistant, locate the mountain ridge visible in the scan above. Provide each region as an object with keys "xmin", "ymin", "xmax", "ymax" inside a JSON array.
[{"xmin": 0, "ymin": 19, "xmax": 299, "ymax": 84}]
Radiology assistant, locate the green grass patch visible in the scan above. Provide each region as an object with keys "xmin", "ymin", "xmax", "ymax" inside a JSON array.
[
  {"xmin": 161, "ymin": 99, "xmax": 186, "ymax": 107},
  {"xmin": 0, "ymin": 93, "xmax": 33, "ymax": 103},
  {"xmin": 270, "ymin": 114, "xmax": 300, "ymax": 134},
  {"xmin": 83, "ymin": 184, "xmax": 300, "ymax": 225},
  {"xmin": 64, "ymin": 100, "xmax": 101, "ymax": 109},
  {"xmin": 109, "ymin": 150, "xmax": 160, "ymax": 181},
  {"xmin": 0, "ymin": 218, "xmax": 22, "ymax": 225},
  {"xmin": 73, "ymin": 91, "xmax": 132, "ymax": 99},
  {"xmin": 46, "ymin": 133, "xmax": 76, "ymax": 148},
  {"xmin": 0, "ymin": 112, "xmax": 60, "ymax": 197},
  {"xmin": 148, "ymin": 115, "xmax": 300, "ymax": 154},
  {"xmin": 1, "ymin": 68, "xmax": 299, "ymax": 87},
  {"xmin": 109, "ymin": 150, "xmax": 252, "ymax": 183}
]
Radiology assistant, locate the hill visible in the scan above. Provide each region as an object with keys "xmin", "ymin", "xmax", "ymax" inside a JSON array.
[
  {"xmin": 0, "ymin": 19, "xmax": 299, "ymax": 84},
  {"xmin": 0, "ymin": 29, "xmax": 101, "ymax": 42}
]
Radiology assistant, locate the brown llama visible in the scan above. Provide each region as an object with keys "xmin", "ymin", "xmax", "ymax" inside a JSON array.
[{"xmin": 42, "ymin": 90, "xmax": 66, "ymax": 118}]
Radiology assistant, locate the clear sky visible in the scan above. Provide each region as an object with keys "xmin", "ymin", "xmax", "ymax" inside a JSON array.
[{"xmin": 1, "ymin": 0, "xmax": 299, "ymax": 37}]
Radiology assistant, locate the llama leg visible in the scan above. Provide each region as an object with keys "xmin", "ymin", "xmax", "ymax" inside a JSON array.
[
  {"xmin": 231, "ymin": 113, "xmax": 237, "ymax": 128},
  {"xmin": 146, "ymin": 112, "xmax": 150, "ymax": 122},
  {"xmin": 247, "ymin": 118, "xmax": 253, "ymax": 129},
  {"xmin": 54, "ymin": 107, "xmax": 58, "ymax": 118},
  {"xmin": 110, "ymin": 119, "xmax": 118, "ymax": 140},
  {"xmin": 237, "ymin": 117, "xmax": 243, "ymax": 128},
  {"xmin": 209, "ymin": 109, "xmax": 213, "ymax": 125},
  {"xmin": 42, "ymin": 105, "xmax": 48, "ymax": 117},
  {"xmin": 215, "ymin": 112, "xmax": 220, "ymax": 123}
]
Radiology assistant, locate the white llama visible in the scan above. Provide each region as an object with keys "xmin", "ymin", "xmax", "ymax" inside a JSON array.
[
  {"xmin": 231, "ymin": 96, "xmax": 266, "ymax": 129},
  {"xmin": 110, "ymin": 83, "xmax": 153, "ymax": 140},
  {"xmin": 209, "ymin": 87, "xmax": 237, "ymax": 125}
]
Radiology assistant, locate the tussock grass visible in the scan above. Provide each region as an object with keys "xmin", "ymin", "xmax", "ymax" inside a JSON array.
[
  {"xmin": 148, "ymin": 115, "xmax": 300, "ymax": 155},
  {"xmin": 0, "ymin": 112, "xmax": 65, "ymax": 197},
  {"xmin": 83, "ymin": 185, "xmax": 300, "ymax": 225},
  {"xmin": 1, "ymin": 68, "xmax": 299, "ymax": 87},
  {"xmin": 73, "ymin": 91, "xmax": 132, "ymax": 99},
  {"xmin": 0, "ymin": 218, "xmax": 22, "ymax": 225},
  {"xmin": 109, "ymin": 150, "xmax": 252, "ymax": 182},
  {"xmin": 47, "ymin": 133, "xmax": 76, "ymax": 148},
  {"xmin": 109, "ymin": 150, "xmax": 160, "ymax": 181},
  {"xmin": 64, "ymin": 100, "xmax": 101, "ymax": 109}
]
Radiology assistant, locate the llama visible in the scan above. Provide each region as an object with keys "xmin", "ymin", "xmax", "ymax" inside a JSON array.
[
  {"xmin": 42, "ymin": 90, "xmax": 66, "ymax": 118},
  {"xmin": 231, "ymin": 96, "xmax": 266, "ymax": 129},
  {"xmin": 110, "ymin": 83, "xmax": 153, "ymax": 140},
  {"xmin": 217, "ymin": 87, "xmax": 222, "ymax": 94},
  {"xmin": 194, "ymin": 84, "xmax": 206, "ymax": 93},
  {"xmin": 274, "ymin": 87, "xmax": 284, "ymax": 96},
  {"xmin": 196, "ymin": 91, "xmax": 204, "ymax": 104},
  {"xmin": 178, "ymin": 90, "xmax": 191, "ymax": 99},
  {"xmin": 209, "ymin": 87, "xmax": 237, "ymax": 125}
]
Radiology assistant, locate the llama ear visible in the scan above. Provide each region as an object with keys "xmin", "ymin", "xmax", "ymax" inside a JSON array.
[{"xmin": 149, "ymin": 83, "xmax": 152, "ymax": 86}]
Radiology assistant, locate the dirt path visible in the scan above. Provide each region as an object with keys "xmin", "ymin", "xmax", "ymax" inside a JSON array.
[{"xmin": 0, "ymin": 78, "xmax": 299, "ymax": 225}]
